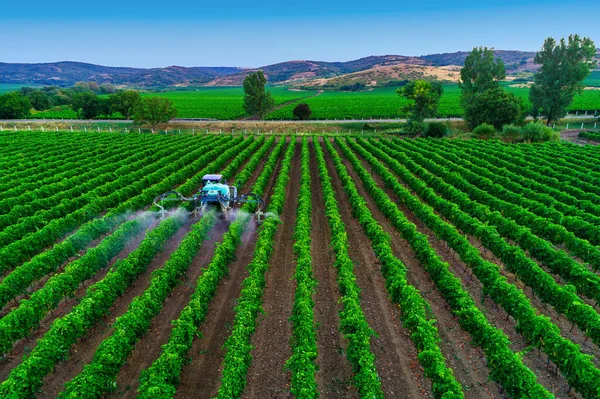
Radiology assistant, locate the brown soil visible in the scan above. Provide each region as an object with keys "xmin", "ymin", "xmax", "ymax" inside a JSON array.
[
  {"xmin": 38, "ymin": 220, "xmax": 194, "ymax": 397},
  {"xmin": 241, "ymin": 139, "xmax": 301, "ymax": 398},
  {"xmin": 104, "ymin": 140, "xmax": 280, "ymax": 398},
  {"xmin": 307, "ymin": 141, "xmax": 357, "ymax": 398},
  {"xmin": 0, "ymin": 224, "xmax": 152, "ymax": 381},
  {"xmin": 173, "ymin": 140, "xmax": 287, "ymax": 399},
  {"xmin": 325, "ymin": 140, "xmax": 429, "ymax": 398},
  {"xmin": 561, "ymin": 129, "xmax": 599, "ymax": 145},
  {"xmin": 347, "ymin": 142, "xmax": 578, "ymax": 398},
  {"xmin": 332, "ymin": 140, "xmax": 506, "ymax": 398}
]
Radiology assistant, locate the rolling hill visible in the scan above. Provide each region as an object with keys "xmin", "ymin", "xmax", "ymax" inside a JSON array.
[{"xmin": 0, "ymin": 50, "xmax": 596, "ymax": 89}]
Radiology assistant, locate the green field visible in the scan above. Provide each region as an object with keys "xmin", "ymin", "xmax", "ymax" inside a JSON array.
[
  {"xmin": 16, "ymin": 84, "xmax": 600, "ymax": 121},
  {"xmin": 584, "ymin": 71, "xmax": 600, "ymax": 87},
  {"xmin": 143, "ymin": 87, "xmax": 317, "ymax": 119},
  {"xmin": 0, "ymin": 84, "xmax": 44, "ymax": 94},
  {"xmin": 267, "ymin": 84, "xmax": 600, "ymax": 120}
]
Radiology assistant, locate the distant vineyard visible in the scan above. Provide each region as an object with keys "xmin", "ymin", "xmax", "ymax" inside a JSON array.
[
  {"xmin": 1, "ymin": 131, "xmax": 600, "ymax": 398},
  {"xmin": 19, "ymin": 84, "xmax": 600, "ymax": 121}
]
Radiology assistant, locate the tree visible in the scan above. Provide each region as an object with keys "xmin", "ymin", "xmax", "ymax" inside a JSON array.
[
  {"xmin": 27, "ymin": 90, "xmax": 53, "ymax": 111},
  {"xmin": 0, "ymin": 92, "xmax": 31, "ymax": 119},
  {"xmin": 459, "ymin": 47, "xmax": 519, "ymax": 129},
  {"xmin": 243, "ymin": 70, "xmax": 274, "ymax": 119},
  {"xmin": 293, "ymin": 103, "xmax": 312, "ymax": 120},
  {"xmin": 463, "ymin": 87, "xmax": 523, "ymax": 129},
  {"xmin": 530, "ymin": 35, "xmax": 597, "ymax": 125},
  {"xmin": 110, "ymin": 90, "xmax": 141, "ymax": 119},
  {"xmin": 459, "ymin": 47, "xmax": 506, "ymax": 106},
  {"xmin": 399, "ymin": 80, "xmax": 443, "ymax": 120},
  {"xmin": 133, "ymin": 97, "xmax": 177, "ymax": 131},
  {"xmin": 398, "ymin": 80, "xmax": 443, "ymax": 134},
  {"xmin": 71, "ymin": 92, "xmax": 103, "ymax": 119}
]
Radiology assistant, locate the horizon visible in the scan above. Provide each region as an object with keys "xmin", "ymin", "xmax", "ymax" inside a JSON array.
[
  {"xmin": 1, "ymin": 0, "xmax": 599, "ymax": 68},
  {"xmin": 0, "ymin": 49, "xmax": 541, "ymax": 70}
]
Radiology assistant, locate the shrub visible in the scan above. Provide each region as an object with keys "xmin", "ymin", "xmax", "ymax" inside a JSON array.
[
  {"xmin": 425, "ymin": 122, "xmax": 448, "ymax": 138},
  {"xmin": 472, "ymin": 123, "xmax": 497, "ymax": 139},
  {"xmin": 293, "ymin": 103, "xmax": 312, "ymax": 120},
  {"xmin": 521, "ymin": 122, "xmax": 559, "ymax": 142},
  {"xmin": 501, "ymin": 124, "xmax": 522, "ymax": 142}
]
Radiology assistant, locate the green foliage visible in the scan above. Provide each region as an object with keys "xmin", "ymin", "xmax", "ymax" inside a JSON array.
[
  {"xmin": 500, "ymin": 124, "xmax": 522, "ymax": 141},
  {"xmin": 110, "ymin": 90, "xmax": 141, "ymax": 119},
  {"xmin": 339, "ymin": 137, "xmax": 552, "ymax": 398},
  {"xmin": 464, "ymin": 87, "xmax": 523, "ymax": 129},
  {"xmin": 399, "ymin": 80, "xmax": 443, "ymax": 122},
  {"xmin": 137, "ymin": 138, "xmax": 287, "ymax": 399},
  {"xmin": 286, "ymin": 138, "xmax": 319, "ymax": 398},
  {"xmin": 331, "ymin": 139, "xmax": 463, "ymax": 398},
  {"xmin": 317, "ymin": 140, "xmax": 384, "ymax": 399},
  {"xmin": 27, "ymin": 90, "xmax": 53, "ymax": 111},
  {"xmin": 0, "ymin": 91, "xmax": 31, "ymax": 118},
  {"xmin": 133, "ymin": 97, "xmax": 177, "ymax": 130},
  {"xmin": 243, "ymin": 70, "xmax": 274, "ymax": 119},
  {"xmin": 374, "ymin": 138, "xmax": 600, "ymax": 398},
  {"xmin": 520, "ymin": 122, "xmax": 559, "ymax": 142},
  {"xmin": 530, "ymin": 34, "xmax": 597, "ymax": 124},
  {"xmin": 71, "ymin": 91, "xmax": 106, "ymax": 119},
  {"xmin": 472, "ymin": 123, "xmax": 497, "ymax": 139},
  {"xmin": 459, "ymin": 47, "xmax": 506, "ymax": 106},
  {"xmin": 424, "ymin": 122, "xmax": 448, "ymax": 138},
  {"xmin": 579, "ymin": 130, "xmax": 600, "ymax": 141},
  {"xmin": 293, "ymin": 102, "xmax": 312, "ymax": 120}
]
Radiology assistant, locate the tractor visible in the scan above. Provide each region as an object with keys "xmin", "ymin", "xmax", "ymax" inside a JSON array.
[{"xmin": 153, "ymin": 174, "xmax": 265, "ymax": 222}]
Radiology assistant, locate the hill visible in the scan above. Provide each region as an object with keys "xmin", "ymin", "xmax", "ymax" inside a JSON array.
[
  {"xmin": 1, "ymin": 50, "xmax": 597, "ymax": 89},
  {"xmin": 0, "ymin": 61, "xmax": 243, "ymax": 87}
]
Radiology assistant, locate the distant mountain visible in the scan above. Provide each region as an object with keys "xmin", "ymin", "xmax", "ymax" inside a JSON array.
[
  {"xmin": 1, "ymin": 50, "xmax": 595, "ymax": 88},
  {"xmin": 0, "ymin": 61, "xmax": 243, "ymax": 87}
]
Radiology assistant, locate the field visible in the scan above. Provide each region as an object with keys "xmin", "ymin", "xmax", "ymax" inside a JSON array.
[
  {"xmin": 1, "ymin": 130, "xmax": 600, "ymax": 398},
  {"xmin": 0, "ymin": 84, "xmax": 44, "ymax": 95},
  {"xmin": 26, "ymin": 84, "xmax": 600, "ymax": 121}
]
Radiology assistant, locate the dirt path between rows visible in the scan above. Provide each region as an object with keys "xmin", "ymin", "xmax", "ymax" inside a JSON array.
[
  {"xmin": 347, "ymin": 140, "xmax": 577, "ymax": 397},
  {"xmin": 38, "ymin": 220, "xmax": 195, "ymax": 397},
  {"xmin": 174, "ymin": 140, "xmax": 287, "ymax": 399},
  {"xmin": 307, "ymin": 141, "xmax": 356, "ymax": 398},
  {"xmin": 325, "ymin": 139, "xmax": 428, "ymax": 398},
  {"xmin": 35, "ymin": 141, "xmax": 268, "ymax": 397},
  {"xmin": 0, "ymin": 222, "xmax": 154, "ymax": 381},
  {"xmin": 242, "ymin": 139, "xmax": 301, "ymax": 399}
]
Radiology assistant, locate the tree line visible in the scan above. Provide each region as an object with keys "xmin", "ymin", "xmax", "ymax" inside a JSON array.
[
  {"xmin": 0, "ymin": 84, "xmax": 177, "ymax": 130},
  {"xmin": 399, "ymin": 34, "xmax": 596, "ymax": 141}
]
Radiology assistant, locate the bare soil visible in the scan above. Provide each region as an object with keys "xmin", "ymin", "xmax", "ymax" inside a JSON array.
[
  {"xmin": 348, "ymin": 142, "xmax": 579, "ymax": 398},
  {"xmin": 0, "ymin": 224, "xmax": 152, "ymax": 381},
  {"xmin": 308, "ymin": 141, "xmax": 357, "ymax": 398},
  {"xmin": 326, "ymin": 140, "xmax": 429, "ymax": 398},
  {"xmin": 173, "ymin": 140, "xmax": 286, "ymax": 399},
  {"xmin": 241, "ymin": 140, "xmax": 301, "ymax": 398}
]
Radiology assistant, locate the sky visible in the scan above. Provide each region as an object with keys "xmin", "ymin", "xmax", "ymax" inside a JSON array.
[{"xmin": 1, "ymin": 0, "xmax": 599, "ymax": 68}]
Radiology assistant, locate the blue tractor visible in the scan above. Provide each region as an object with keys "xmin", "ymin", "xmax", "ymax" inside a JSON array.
[{"xmin": 153, "ymin": 174, "xmax": 265, "ymax": 222}]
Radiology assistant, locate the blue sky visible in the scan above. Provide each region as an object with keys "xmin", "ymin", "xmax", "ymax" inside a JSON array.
[{"xmin": 1, "ymin": 0, "xmax": 598, "ymax": 68}]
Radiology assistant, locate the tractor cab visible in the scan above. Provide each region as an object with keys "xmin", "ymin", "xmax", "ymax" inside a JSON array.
[{"xmin": 200, "ymin": 174, "xmax": 236, "ymax": 200}]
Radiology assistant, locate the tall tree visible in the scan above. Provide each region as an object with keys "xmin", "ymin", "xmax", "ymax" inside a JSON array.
[
  {"xmin": 0, "ymin": 92, "xmax": 31, "ymax": 119},
  {"xmin": 459, "ymin": 47, "xmax": 506, "ymax": 106},
  {"xmin": 399, "ymin": 80, "xmax": 443, "ymax": 120},
  {"xmin": 398, "ymin": 80, "xmax": 443, "ymax": 134},
  {"xmin": 71, "ymin": 92, "xmax": 103, "ymax": 119},
  {"xmin": 110, "ymin": 90, "xmax": 141, "ymax": 119},
  {"xmin": 459, "ymin": 47, "xmax": 520, "ymax": 129},
  {"xmin": 243, "ymin": 70, "xmax": 274, "ymax": 119},
  {"xmin": 530, "ymin": 35, "xmax": 597, "ymax": 125},
  {"xmin": 133, "ymin": 97, "xmax": 177, "ymax": 131}
]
